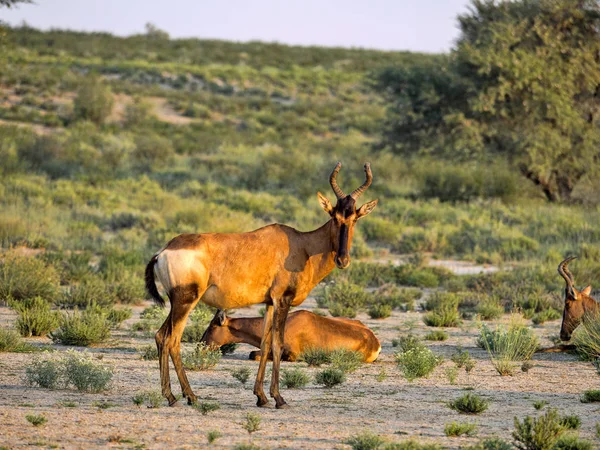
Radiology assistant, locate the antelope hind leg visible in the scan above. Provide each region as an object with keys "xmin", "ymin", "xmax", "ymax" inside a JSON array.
[
  {"xmin": 270, "ymin": 302, "xmax": 290, "ymax": 409},
  {"xmin": 156, "ymin": 313, "xmax": 178, "ymax": 406},
  {"xmin": 254, "ymin": 305, "xmax": 274, "ymax": 407}
]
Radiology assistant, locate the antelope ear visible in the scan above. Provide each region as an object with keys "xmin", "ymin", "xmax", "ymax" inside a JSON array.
[
  {"xmin": 582, "ymin": 285, "xmax": 592, "ymax": 296},
  {"xmin": 317, "ymin": 192, "xmax": 334, "ymax": 216},
  {"xmin": 215, "ymin": 309, "xmax": 227, "ymax": 326},
  {"xmin": 357, "ymin": 199, "xmax": 378, "ymax": 219}
]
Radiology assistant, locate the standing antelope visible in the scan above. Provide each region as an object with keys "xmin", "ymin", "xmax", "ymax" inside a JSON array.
[
  {"xmin": 558, "ymin": 256, "xmax": 599, "ymax": 341},
  {"xmin": 201, "ymin": 309, "xmax": 382, "ymax": 363},
  {"xmin": 145, "ymin": 162, "xmax": 377, "ymax": 408}
]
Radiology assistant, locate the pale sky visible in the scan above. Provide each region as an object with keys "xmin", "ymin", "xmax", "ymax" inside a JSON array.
[{"xmin": 1, "ymin": 0, "xmax": 472, "ymax": 53}]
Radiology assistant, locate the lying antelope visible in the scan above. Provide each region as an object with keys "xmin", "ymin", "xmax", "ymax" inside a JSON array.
[
  {"xmin": 558, "ymin": 256, "xmax": 599, "ymax": 341},
  {"xmin": 201, "ymin": 309, "xmax": 381, "ymax": 362},
  {"xmin": 145, "ymin": 162, "xmax": 377, "ymax": 408}
]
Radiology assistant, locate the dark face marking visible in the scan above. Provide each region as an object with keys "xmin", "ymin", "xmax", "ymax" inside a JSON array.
[
  {"xmin": 331, "ymin": 197, "xmax": 357, "ymax": 269},
  {"xmin": 559, "ymin": 290, "xmax": 585, "ymax": 341}
]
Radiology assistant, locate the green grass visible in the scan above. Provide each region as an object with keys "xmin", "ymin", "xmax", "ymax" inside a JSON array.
[
  {"xmin": 206, "ymin": 430, "xmax": 222, "ymax": 444},
  {"xmin": 444, "ymin": 421, "xmax": 477, "ymax": 437},
  {"xmin": 448, "ymin": 393, "xmax": 489, "ymax": 414},
  {"xmin": 329, "ymin": 349, "xmax": 363, "ymax": 373},
  {"xmin": 384, "ymin": 440, "xmax": 442, "ymax": 450},
  {"xmin": 281, "ymin": 368, "xmax": 310, "ymax": 388},
  {"xmin": 368, "ymin": 304, "xmax": 392, "ymax": 319},
  {"xmin": 512, "ymin": 408, "xmax": 564, "ymax": 450},
  {"xmin": 559, "ymin": 415, "xmax": 581, "ymax": 430},
  {"xmin": 11, "ymin": 297, "xmax": 60, "ymax": 337},
  {"xmin": 300, "ymin": 347, "xmax": 330, "ymax": 367},
  {"xmin": 314, "ymin": 368, "xmax": 346, "ymax": 387},
  {"xmin": 231, "ymin": 367, "xmax": 251, "ymax": 384},
  {"xmin": 424, "ymin": 330, "xmax": 448, "ymax": 341},
  {"xmin": 553, "ymin": 433, "xmax": 593, "ymax": 450},
  {"xmin": 25, "ymin": 414, "xmax": 47, "ymax": 427},
  {"xmin": 0, "ymin": 327, "xmax": 35, "ymax": 352},
  {"xmin": 395, "ymin": 344, "xmax": 442, "ymax": 382},
  {"xmin": 580, "ymin": 390, "xmax": 600, "ymax": 403},
  {"xmin": 533, "ymin": 400, "xmax": 548, "ymax": 410},
  {"xmin": 139, "ymin": 344, "xmax": 158, "ymax": 361},
  {"xmin": 193, "ymin": 401, "xmax": 221, "ymax": 415},
  {"xmin": 344, "ymin": 431, "xmax": 386, "ymax": 450},
  {"xmin": 182, "ymin": 343, "xmax": 222, "ymax": 371},
  {"xmin": 50, "ymin": 309, "xmax": 111, "ymax": 346},
  {"xmin": 242, "ymin": 412, "xmax": 261, "ymax": 434}
]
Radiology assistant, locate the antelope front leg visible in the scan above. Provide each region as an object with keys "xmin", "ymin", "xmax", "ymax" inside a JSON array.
[
  {"xmin": 270, "ymin": 301, "xmax": 290, "ymax": 409},
  {"xmin": 253, "ymin": 305, "xmax": 273, "ymax": 407}
]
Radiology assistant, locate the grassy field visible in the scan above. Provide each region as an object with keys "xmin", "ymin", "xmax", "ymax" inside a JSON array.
[{"xmin": 1, "ymin": 25, "xmax": 600, "ymax": 449}]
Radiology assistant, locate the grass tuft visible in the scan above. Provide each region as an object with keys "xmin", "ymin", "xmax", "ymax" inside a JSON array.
[
  {"xmin": 231, "ymin": 366, "xmax": 251, "ymax": 384},
  {"xmin": 448, "ymin": 393, "xmax": 489, "ymax": 414},
  {"xmin": 25, "ymin": 414, "xmax": 47, "ymax": 427},
  {"xmin": 512, "ymin": 408, "xmax": 564, "ymax": 450},
  {"xmin": 281, "ymin": 368, "xmax": 310, "ymax": 388},
  {"xmin": 182, "ymin": 343, "xmax": 222, "ymax": 371},
  {"xmin": 444, "ymin": 421, "xmax": 477, "ymax": 437},
  {"xmin": 315, "ymin": 367, "xmax": 346, "ymax": 387},
  {"xmin": 344, "ymin": 431, "xmax": 386, "ymax": 450}
]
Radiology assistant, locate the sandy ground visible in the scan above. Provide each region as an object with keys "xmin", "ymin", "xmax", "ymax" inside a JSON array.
[{"xmin": 1, "ymin": 295, "xmax": 600, "ymax": 450}]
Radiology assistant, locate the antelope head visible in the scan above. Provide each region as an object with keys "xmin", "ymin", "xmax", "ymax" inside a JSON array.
[
  {"xmin": 318, "ymin": 162, "xmax": 378, "ymax": 269},
  {"xmin": 558, "ymin": 256, "xmax": 593, "ymax": 341},
  {"xmin": 200, "ymin": 310, "xmax": 230, "ymax": 347}
]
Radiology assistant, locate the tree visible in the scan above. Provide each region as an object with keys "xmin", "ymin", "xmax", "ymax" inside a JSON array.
[
  {"xmin": 73, "ymin": 75, "xmax": 114, "ymax": 125},
  {"xmin": 375, "ymin": 0, "xmax": 600, "ymax": 202},
  {"xmin": 0, "ymin": 0, "xmax": 31, "ymax": 7}
]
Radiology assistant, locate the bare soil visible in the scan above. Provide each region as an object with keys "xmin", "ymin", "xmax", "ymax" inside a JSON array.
[{"xmin": 1, "ymin": 295, "xmax": 599, "ymax": 449}]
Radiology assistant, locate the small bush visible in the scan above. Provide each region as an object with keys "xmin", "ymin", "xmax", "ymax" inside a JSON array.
[
  {"xmin": 194, "ymin": 401, "xmax": 221, "ymax": 415},
  {"xmin": 512, "ymin": 408, "xmax": 564, "ymax": 450},
  {"xmin": 24, "ymin": 356, "xmax": 63, "ymax": 389},
  {"xmin": 444, "ymin": 421, "xmax": 477, "ymax": 437},
  {"xmin": 344, "ymin": 431, "xmax": 386, "ymax": 450},
  {"xmin": 477, "ymin": 299, "xmax": 504, "ymax": 321},
  {"xmin": 183, "ymin": 343, "xmax": 222, "ymax": 371},
  {"xmin": 11, "ymin": 297, "xmax": 60, "ymax": 337},
  {"xmin": 73, "ymin": 75, "xmax": 114, "ymax": 125},
  {"xmin": 132, "ymin": 390, "xmax": 162, "ymax": 408},
  {"xmin": 58, "ymin": 277, "xmax": 115, "ymax": 309},
  {"xmin": 207, "ymin": 430, "xmax": 222, "ymax": 444},
  {"xmin": 242, "ymin": 412, "xmax": 261, "ymax": 433},
  {"xmin": 395, "ymin": 345, "xmax": 442, "ymax": 382},
  {"xmin": 385, "ymin": 440, "xmax": 442, "ymax": 450},
  {"xmin": 368, "ymin": 304, "xmax": 392, "ymax": 319},
  {"xmin": 0, "ymin": 327, "xmax": 34, "ymax": 352},
  {"xmin": 106, "ymin": 308, "xmax": 132, "ymax": 327},
  {"xmin": 449, "ymin": 393, "xmax": 489, "ymax": 414},
  {"xmin": 64, "ymin": 350, "xmax": 113, "ymax": 393},
  {"xmin": 531, "ymin": 309, "xmax": 561, "ymax": 325},
  {"xmin": 139, "ymin": 344, "xmax": 158, "ymax": 361},
  {"xmin": 553, "ymin": 433, "xmax": 593, "ymax": 450},
  {"xmin": 392, "ymin": 334, "xmax": 422, "ymax": 352},
  {"xmin": 571, "ymin": 310, "xmax": 600, "ymax": 361},
  {"xmin": 281, "ymin": 368, "xmax": 310, "ymax": 388},
  {"xmin": 233, "ymin": 444, "xmax": 260, "ymax": 450},
  {"xmin": 424, "ymin": 330, "xmax": 448, "ymax": 341},
  {"xmin": 25, "ymin": 414, "xmax": 47, "ymax": 427},
  {"xmin": 315, "ymin": 368, "xmax": 346, "ymax": 387},
  {"xmin": 317, "ymin": 282, "xmax": 369, "ymax": 311},
  {"xmin": 329, "ymin": 302, "xmax": 357, "ymax": 318},
  {"xmin": 559, "ymin": 415, "xmax": 581, "ymax": 430},
  {"xmin": 580, "ymin": 390, "xmax": 600, "ymax": 403},
  {"xmin": 445, "ymin": 366, "xmax": 458, "ymax": 384},
  {"xmin": 0, "ymin": 254, "xmax": 59, "ymax": 303},
  {"xmin": 533, "ymin": 400, "xmax": 548, "ymax": 410},
  {"xmin": 423, "ymin": 308, "xmax": 461, "ymax": 327},
  {"xmin": 462, "ymin": 437, "xmax": 513, "ymax": 450},
  {"xmin": 300, "ymin": 347, "xmax": 330, "ymax": 366},
  {"xmin": 181, "ymin": 321, "xmax": 210, "ymax": 343},
  {"xmin": 330, "ymin": 349, "xmax": 363, "ymax": 373},
  {"xmin": 50, "ymin": 309, "xmax": 111, "ymax": 346},
  {"xmin": 231, "ymin": 366, "xmax": 251, "ymax": 384}
]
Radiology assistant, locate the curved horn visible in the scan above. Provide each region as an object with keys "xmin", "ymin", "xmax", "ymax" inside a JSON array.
[
  {"xmin": 329, "ymin": 162, "xmax": 345, "ymax": 200},
  {"xmin": 350, "ymin": 163, "xmax": 373, "ymax": 200},
  {"xmin": 558, "ymin": 256, "xmax": 577, "ymax": 288}
]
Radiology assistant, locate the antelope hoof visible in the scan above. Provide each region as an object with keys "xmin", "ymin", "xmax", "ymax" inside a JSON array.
[
  {"xmin": 275, "ymin": 400, "xmax": 289, "ymax": 409},
  {"xmin": 186, "ymin": 394, "xmax": 198, "ymax": 405},
  {"xmin": 256, "ymin": 396, "xmax": 269, "ymax": 407},
  {"xmin": 167, "ymin": 395, "xmax": 178, "ymax": 407}
]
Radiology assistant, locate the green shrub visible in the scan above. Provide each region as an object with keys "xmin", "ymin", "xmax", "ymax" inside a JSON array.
[
  {"xmin": 553, "ymin": 433, "xmax": 593, "ymax": 450},
  {"xmin": 233, "ymin": 444, "xmax": 260, "ymax": 450},
  {"xmin": 315, "ymin": 367, "xmax": 346, "ymax": 387},
  {"xmin": 242, "ymin": 412, "xmax": 261, "ymax": 434},
  {"xmin": 24, "ymin": 355, "xmax": 63, "ymax": 389},
  {"xmin": 25, "ymin": 414, "xmax": 47, "ymax": 427},
  {"xmin": 300, "ymin": 347, "xmax": 330, "ymax": 366},
  {"xmin": 63, "ymin": 350, "xmax": 113, "ymax": 393},
  {"xmin": 281, "ymin": 368, "xmax": 310, "ymax": 388},
  {"xmin": 58, "ymin": 277, "xmax": 115, "ymax": 309},
  {"xmin": 329, "ymin": 302, "xmax": 357, "ymax": 318},
  {"xmin": 0, "ymin": 254, "xmax": 59, "ymax": 303},
  {"xmin": 111, "ymin": 278, "xmax": 146, "ymax": 305},
  {"xmin": 571, "ymin": 311, "xmax": 600, "ymax": 361},
  {"xmin": 344, "ymin": 431, "xmax": 386, "ymax": 450},
  {"xmin": 423, "ymin": 307, "xmax": 460, "ymax": 327},
  {"xmin": 445, "ymin": 366, "xmax": 458, "ymax": 384},
  {"xmin": 73, "ymin": 75, "xmax": 114, "ymax": 125},
  {"xmin": 392, "ymin": 334, "xmax": 422, "ymax": 352},
  {"xmin": 448, "ymin": 393, "xmax": 489, "ymax": 414},
  {"xmin": 512, "ymin": 408, "xmax": 564, "ymax": 450},
  {"xmin": 140, "ymin": 344, "xmax": 159, "ymax": 361},
  {"xmin": 476, "ymin": 298, "xmax": 504, "ymax": 320},
  {"xmin": 444, "ymin": 421, "xmax": 477, "ymax": 437},
  {"xmin": 372, "ymin": 285, "xmax": 421, "ymax": 311},
  {"xmin": 531, "ymin": 309, "xmax": 561, "ymax": 325},
  {"xmin": 462, "ymin": 437, "xmax": 513, "ymax": 450},
  {"xmin": 450, "ymin": 348, "xmax": 475, "ymax": 373},
  {"xmin": 368, "ymin": 304, "xmax": 392, "ymax": 319},
  {"xmin": 330, "ymin": 349, "xmax": 363, "ymax": 373},
  {"xmin": 0, "ymin": 326, "xmax": 34, "ymax": 352},
  {"xmin": 317, "ymin": 282, "xmax": 369, "ymax": 311},
  {"xmin": 50, "ymin": 309, "xmax": 111, "ymax": 346},
  {"xmin": 106, "ymin": 307, "xmax": 132, "ymax": 327},
  {"xmin": 580, "ymin": 390, "xmax": 600, "ymax": 403},
  {"xmin": 478, "ymin": 318, "xmax": 538, "ymax": 376},
  {"xmin": 132, "ymin": 390, "xmax": 162, "ymax": 408},
  {"xmin": 207, "ymin": 430, "xmax": 222, "ymax": 444},
  {"xmin": 384, "ymin": 440, "xmax": 442, "ymax": 450},
  {"xmin": 231, "ymin": 366, "xmax": 251, "ymax": 384},
  {"xmin": 424, "ymin": 292, "xmax": 460, "ymax": 311},
  {"xmin": 124, "ymin": 96, "xmax": 155, "ymax": 127},
  {"xmin": 395, "ymin": 345, "xmax": 442, "ymax": 381},
  {"xmin": 11, "ymin": 297, "xmax": 60, "ymax": 337},
  {"xmin": 559, "ymin": 415, "xmax": 581, "ymax": 430},
  {"xmin": 193, "ymin": 401, "xmax": 221, "ymax": 415},
  {"xmin": 533, "ymin": 400, "xmax": 548, "ymax": 410},
  {"xmin": 424, "ymin": 330, "xmax": 448, "ymax": 341},
  {"xmin": 183, "ymin": 343, "xmax": 222, "ymax": 371}
]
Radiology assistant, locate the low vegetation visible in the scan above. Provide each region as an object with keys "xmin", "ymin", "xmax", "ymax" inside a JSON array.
[
  {"xmin": 0, "ymin": 327, "xmax": 35, "ymax": 352},
  {"xmin": 448, "ymin": 393, "xmax": 489, "ymax": 415},
  {"xmin": 281, "ymin": 368, "xmax": 310, "ymax": 388},
  {"xmin": 193, "ymin": 401, "xmax": 221, "ymax": 415},
  {"xmin": 315, "ymin": 367, "xmax": 346, "ymax": 387},
  {"xmin": 512, "ymin": 408, "xmax": 564, "ymax": 450},
  {"xmin": 444, "ymin": 421, "xmax": 477, "ymax": 437},
  {"xmin": 25, "ymin": 414, "xmax": 47, "ymax": 427},
  {"xmin": 580, "ymin": 390, "xmax": 600, "ymax": 403},
  {"xmin": 344, "ymin": 431, "xmax": 386, "ymax": 450},
  {"xmin": 50, "ymin": 309, "xmax": 111, "ymax": 346},
  {"xmin": 242, "ymin": 412, "xmax": 261, "ymax": 434},
  {"xmin": 182, "ymin": 343, "xmax": 222, "ymax": 371},
  {"xmin": 231, "ymin": 366, "xmax": 251, "ymax": 384},
  {"xmin": 395, "ymin": 342, "xmax": 442, "ymax": 382}
]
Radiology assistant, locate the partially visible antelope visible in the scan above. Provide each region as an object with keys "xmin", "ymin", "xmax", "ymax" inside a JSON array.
[
  {"xmin": 201, "ymin": 309, "xmax": 382, "ymax": 363},
  {"xmin": 145, "ymin": 162, "xmax": 377, "ymax": 408},
  {"xmin": 558, "ymin": 256, "xmax": 599, "ymax": 341}
]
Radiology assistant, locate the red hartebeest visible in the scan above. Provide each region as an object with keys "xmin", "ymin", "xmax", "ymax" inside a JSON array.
[
  {"xmin": 558, "ymin": 256, "xmax": 599, "ymax": 341},
  {"xmin": 201, "ymin": 309, "xmax": 382, "ymax": 362},
  {"xmin": 145, "ymin": 162, "xmax": 377, "ymax": 408}
]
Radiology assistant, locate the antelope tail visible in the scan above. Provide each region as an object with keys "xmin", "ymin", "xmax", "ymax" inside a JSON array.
[{"xmin": 145, "ymin": 255, "xmax": 165, "ymax": 307}]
